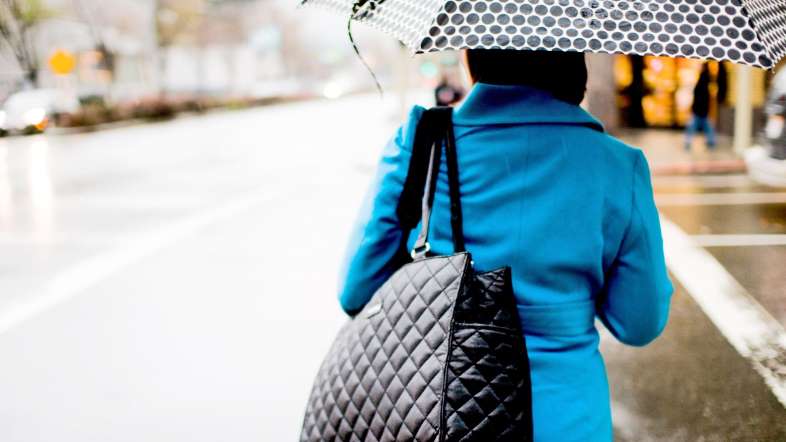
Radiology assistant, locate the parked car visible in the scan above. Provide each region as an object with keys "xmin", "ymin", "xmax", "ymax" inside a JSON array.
[
  {"xmin": 745, "ymin": 69, "xmax": 786, "ymax": 187},
  {"xmin": 0, "ymin": 89, "xmax": 79, "ymax": 135}
]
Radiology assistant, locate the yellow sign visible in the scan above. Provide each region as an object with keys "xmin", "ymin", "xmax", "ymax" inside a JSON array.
[{"xmin": 49, "ymin": 49, "xmax": 76, "ymax": 75}]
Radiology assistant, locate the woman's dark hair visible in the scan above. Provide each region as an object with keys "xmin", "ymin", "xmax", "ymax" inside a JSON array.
[{"xmin": 465, "ymin": 49, "xmax": 588, "ymax": 105}]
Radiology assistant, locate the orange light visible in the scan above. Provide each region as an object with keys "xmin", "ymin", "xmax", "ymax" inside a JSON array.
[
  {"xmin": 49, "ymin": 50, "xmax": 76, "ymax": 76},
  {"xmin": 34, "ymin": 117, "xmax": 49, "ymax": 132}
]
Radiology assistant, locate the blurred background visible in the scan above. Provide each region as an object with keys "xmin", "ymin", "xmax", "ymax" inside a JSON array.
[{"xmin": 0, "ymin": 0, "xmax": 785, "ymax": 441}]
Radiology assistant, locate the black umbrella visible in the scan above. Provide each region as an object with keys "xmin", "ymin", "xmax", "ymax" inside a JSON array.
[{"xmin": 305, "ymin": 0, "xmax": 786, "ymax": 68}]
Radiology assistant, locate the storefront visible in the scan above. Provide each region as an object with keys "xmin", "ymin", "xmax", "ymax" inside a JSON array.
[{"xmin": 614, "ymin": 55, "xmax": 769, "ymax": 132}]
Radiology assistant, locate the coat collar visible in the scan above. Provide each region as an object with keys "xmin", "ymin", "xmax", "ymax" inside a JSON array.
[{"xmin": 453, "ymin": 83, "xmax": 605, "ymax": 132}]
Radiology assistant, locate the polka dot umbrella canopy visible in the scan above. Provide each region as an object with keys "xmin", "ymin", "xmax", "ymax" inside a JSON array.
[{"xmin": 304, "ymin": 0, "xmax": 786, "ymax": 68}]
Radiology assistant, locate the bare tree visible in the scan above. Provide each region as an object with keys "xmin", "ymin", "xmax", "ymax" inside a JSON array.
[
  {"xmin": 72, "ymin": 0, "xmax": 114, "ymax": 74},
  {"xmin": 0, "ymin": 0, "xmax": 52, "ymax": 88},
  {"xmin": 156, "ymin": 0, "xmax": 206, "ymax": 47}
]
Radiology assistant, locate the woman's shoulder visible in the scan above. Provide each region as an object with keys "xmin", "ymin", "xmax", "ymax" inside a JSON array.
[
  {"xmin": 560, "ymin": 129, "xmax": 651, "ymax": 199},
  {"xmin": 578, "ymin": 129, "xmax": 645, "ymax": 169}
]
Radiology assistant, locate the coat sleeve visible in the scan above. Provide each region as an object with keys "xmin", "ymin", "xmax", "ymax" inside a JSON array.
[
  {"xmin": 336, "ymin": 107, "xmax": 423, "ymax": 315},
  {"xmin": 598, "ymin": 151, "xmax": 674, "ymax": 346}
]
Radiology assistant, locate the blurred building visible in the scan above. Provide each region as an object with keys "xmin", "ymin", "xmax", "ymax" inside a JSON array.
[
  {"xmin": 0, "ymin": 0, "xmax": 395, "ymax": 103},
  {"xmin": 614, "ymin": 55, "xmax": 771, "ymax": 135}
]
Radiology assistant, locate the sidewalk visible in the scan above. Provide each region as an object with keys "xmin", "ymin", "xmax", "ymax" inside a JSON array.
[{"xmin": 618, "ymin": 129, "xmax": 746, "ymax": 176}]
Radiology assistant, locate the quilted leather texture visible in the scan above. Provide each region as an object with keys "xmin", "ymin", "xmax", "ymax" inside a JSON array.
[
  {"xmin": 301, "ymin": 253, "xmax": 471, "ymax": 442},
  {"xmin": 300, "ymin": 255, "xmax": 533, "ymax": 442},
  {"xmin": 443, "ymin": 268, "xmax": 533, "ymax": 442}
]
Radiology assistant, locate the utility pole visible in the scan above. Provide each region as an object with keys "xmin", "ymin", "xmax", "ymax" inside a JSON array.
[
  {"xmin": 151, "ymin": 0, "xmax": 166, "ymax": 96},
  {"xmin": 734, "ymin": 65, "xmax": 754, "ymax": 154}
]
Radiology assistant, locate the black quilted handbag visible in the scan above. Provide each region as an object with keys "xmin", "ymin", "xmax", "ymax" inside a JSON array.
[{"xmin": 300, "ymin": 108, "xmax": 533, "ymax": 442}]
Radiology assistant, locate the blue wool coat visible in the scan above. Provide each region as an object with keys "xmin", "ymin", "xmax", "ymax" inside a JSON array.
[{"xmin": 337, "ymin": 83, "xmax": 674, "ymax": 441}]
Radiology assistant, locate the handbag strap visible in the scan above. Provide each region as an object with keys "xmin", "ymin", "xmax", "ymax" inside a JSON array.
[
  {"xmin": 444, "ymin": 110, "xmax": 466, "ymax": 253},
  {"xmin": 396, "ymin": 111, "xmax": 438, "ymax": 234},
  {"xmin": 401, "ymin": 107, "xmax": 465, "ymax": 260}
]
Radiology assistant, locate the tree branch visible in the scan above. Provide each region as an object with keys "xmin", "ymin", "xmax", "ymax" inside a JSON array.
[{"xmin": 0, "ymin": 0, "xmax": 47, "ymax": 84}]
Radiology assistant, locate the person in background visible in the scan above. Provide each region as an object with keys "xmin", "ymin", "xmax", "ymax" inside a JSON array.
[
  {"xmin": 685, "ymin": 63, "xmax": 717, "ymax": 151},
  {"xmin": 717, "ymin": 61, "xmax": 728, "ymax": 106},
  {"xmin": 434, "ymin": 75, "xmax": 464, "ymax": 106}
]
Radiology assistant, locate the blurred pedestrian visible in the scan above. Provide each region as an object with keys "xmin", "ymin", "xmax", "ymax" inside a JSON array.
[
  {"xmin": 717, "ymin": 61, "xmax": 728, "ymax": 106},
  {"xmin": 338, "ymin": 49, "xmax": 673, "ymax": 442},
  {"xmin": 685, "ymin": 63, "xmax": 717, "ymax": 151},
  {"xmin": 434, "ymin": 75, "xmax": 464, "ymax": 106},
  {"xmin": 621, "ymin": 55, "xmax": 648, "ymax": 128}
]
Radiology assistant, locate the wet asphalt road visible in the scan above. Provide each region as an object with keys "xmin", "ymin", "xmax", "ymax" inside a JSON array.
[
  {"xmin": 0, "ymin": 95, "xmax": 784, "ymax": 441},
  {"xmin": 654, "ymin": 175, "xmax": 786, "ymax": 330}
]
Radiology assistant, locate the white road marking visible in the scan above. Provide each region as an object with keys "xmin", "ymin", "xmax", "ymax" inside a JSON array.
[
  {"xmin": 661, "ymin": 217, "xmax": 786, "ymax": 408},
  {"xmin": 653, "ymin": 174, "xmax": 754, "ymax": 188},
  {"xmin": 692, "ymin": 234, "xmax": 786, "ymax": 247},
  {"xmin": 656, "ymin": 192, "xmax": 786, "ymax": 206},
  {"xmin": 0, "ymin": 192, "xmax": 275, "ymax": 335}
]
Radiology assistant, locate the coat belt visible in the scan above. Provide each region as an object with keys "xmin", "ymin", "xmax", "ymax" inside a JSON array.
[{"xmin": 517, "ymin": 300, "xmax": 596, "ymax": 337}]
